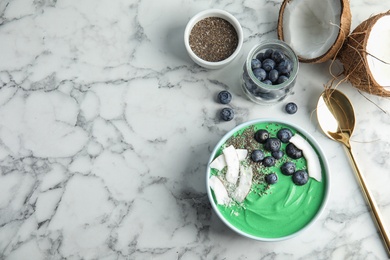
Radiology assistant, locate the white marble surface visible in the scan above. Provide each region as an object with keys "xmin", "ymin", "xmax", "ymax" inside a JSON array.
[{"xmin": 0, "ymin": 0, "xmax": 390, "ymax": 259}]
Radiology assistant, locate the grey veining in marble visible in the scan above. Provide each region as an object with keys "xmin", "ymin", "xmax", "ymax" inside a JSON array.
[{"xmin": 1, "ymin": 0, "xmax": 390, "ymax": 259}]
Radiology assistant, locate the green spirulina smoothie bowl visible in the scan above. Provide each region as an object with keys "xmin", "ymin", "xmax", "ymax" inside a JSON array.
[{"xmin": 206, "ymin": 119, "xmax": 330, "ymax": 241}]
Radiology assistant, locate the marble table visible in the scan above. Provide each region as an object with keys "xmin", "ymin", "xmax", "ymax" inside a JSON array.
[{"xmin": 1, "ymin": 0, "xmax": 390, "ymax": 259}]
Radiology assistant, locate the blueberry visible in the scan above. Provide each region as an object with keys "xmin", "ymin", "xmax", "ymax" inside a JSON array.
[
  {"xmin": 264, "ymin": 138, "xmax": 281, "ymax": 152},
  {"xmin": 277, "ymin": 128, "xmax": 293, "ymax": 143},
  {"xmin": 285, "ymin": 102, "xmax": 298, "ymax": 114},
  {"xmin": 271, "ymin": 50, "xmax": 285, "ymax": 63},
  {"xmin": 251, "ymin": 59, "xmax": 262, "ymax": 69},
  {"xmin": 262, "ymin": 156, "xmax": 276, "ymax": 167},
  {"xmin": 254, "ymin": 129, "xmax": 269, "ymax": 143},
  {"xmin": 251, "ymin": 150, "xmax": 265, "ymax": 162},
  {"xmin": 262, "ymin": 79, "xmax": 272, "ymax": 85},
  {"xmin": 271, "ymin": 150, "xmax": 284, "ymax": 160},
  {"xmin": 265, "ymin": 173, "xmax": 278, "ymax": 184},
  {"xmin": 268, "ymin": 69, "xmax": 279, "ymax": 83},
  {"xmin": 264, "ymin": 49, "xmax": 274, "ymax": 59},
  {"xmin": 256, "ymin": 52, "xmax": 265, "ymax": 61},
  {"xmin": 277, "ymin": 59, "xmax": 292, "ymax": 74},
  {"xmin": 217, "ymin": 90, "xmax": 232, "ymax": 104},
  {"xmin": 220, "ymin": 108, "xmax": 234, "ymax": 121},
  {"xmin": 277, "ymin": 75, "xmax": 289, "ymax": 84},
  {"xmin": 253, "ymin": 68, "xmax": 266, "ymax": 81},
  {"xmin": 286, "ymin": 143, "xmax": 303, "ymax": 159},
  {"xmin": 262, "ymin": 59, "xmax": 276, "ymax": 72},
  {"xmin": 292, "ymin": 170, "xmax": 309, "ymax": 185},
  {"xmin": 281, "ymin": 162, "xmax": 296, "ymax": 176}
]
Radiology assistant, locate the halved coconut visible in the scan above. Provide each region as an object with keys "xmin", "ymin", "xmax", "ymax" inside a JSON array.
[
  {"xmin": 277, "ymin": 0, "xmax": 351, "ymax": 63},
  {"xmin": 337, "ymin": 11, "xmax": 390, "ymax": 97}
]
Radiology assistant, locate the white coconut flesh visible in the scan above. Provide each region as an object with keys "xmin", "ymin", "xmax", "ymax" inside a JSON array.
[
  {"xmin": 223, "ymin": 145, "xmax": 240, "ymax": 184},
  {"xmin": 209, "ymin": 149, "xmax": 248, "ymax": 171},
  {"xmin": 366, "ymin": 15, "xmax": 390, "ymax": 90},
  {"xmin": 209, "ymin": 176, "xmax": 231, "ymax": 206},
  {"xmin": 290, "ymin": 134, "xmax": 322, "ymax": 182},
  {"xmin": 232, "ymin": 165, "xmax": 253, "ymax": 203},
  {"xmin": 282, "ymin": 0, "xmax": 341, "ymax": 59}
]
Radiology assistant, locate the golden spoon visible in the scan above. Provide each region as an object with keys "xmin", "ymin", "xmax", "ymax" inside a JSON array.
[{"xmin": 316, "ymin": 88, "xmax": 390, "ymax": 256}]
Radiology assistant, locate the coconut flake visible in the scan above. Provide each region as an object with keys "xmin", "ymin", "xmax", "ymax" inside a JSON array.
[
  {"xmin": 209, "ymin": 149, "xmax": 248, "ymax": 171},
  {"xmin": 290, "ymin": 134, "xmax": 322, "ymax": 182},
  {"xmin": 209, "ymin": 175, "xmax": 231, "ymax": 206},
  {"xmin": 223, "ymin": 145, "xmax": 240, "ymax": 184},
  {"xmin": 366, "ymin": 15, "xmax": 390, "ymax": 90},
  {"xmin": 232, "ymin": 165, "xmax": 253, "ymax": 203},
  {"xmin": 282, "ymin": 0, "xmax": 341, "ymax": 59}
]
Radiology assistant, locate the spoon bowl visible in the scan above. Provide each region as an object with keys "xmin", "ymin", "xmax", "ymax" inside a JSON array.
[
  {"xmin": 316, "ymin": 88, "xmax": 390, "ymax": 256},
  {"xmin": 317, "ymin": 89, "xmax": 355, "ymax": 148}
]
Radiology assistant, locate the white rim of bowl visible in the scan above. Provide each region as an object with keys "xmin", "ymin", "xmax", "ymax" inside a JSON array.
[
  {"xmin": 206, "ymin": 118, "xmax": 330, "ymax": 241},
  {"xmin": 184, "ymin": 9, "xmax": 243, "ymax": 67}
]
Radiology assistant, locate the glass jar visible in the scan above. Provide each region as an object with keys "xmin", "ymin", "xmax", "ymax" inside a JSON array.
[{"xmin": 242, "ymin": 39, "xmax": 299, "ymax": 105}]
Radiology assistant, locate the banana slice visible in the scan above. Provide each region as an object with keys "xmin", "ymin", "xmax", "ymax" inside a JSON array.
[
  {"xmin": 290, "ymin": 134, "xmax": 322, "ymax": 182},
  {"xmin": 209, "ymin": 175, "xmax": 231, "ymax": 206}
]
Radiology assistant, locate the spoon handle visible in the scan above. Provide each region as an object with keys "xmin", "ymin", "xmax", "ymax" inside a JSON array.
[{"xmin": 345, "ymin": 146, "xmax": 390, "ymax": 256}]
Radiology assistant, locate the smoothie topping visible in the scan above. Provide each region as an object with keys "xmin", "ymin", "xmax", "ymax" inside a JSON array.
[
  {"xmin": 209, "ymin": 124, "xmax": 323, "ymax": 206},
  {"xmin": 289, "ymin": 134, "xmax": 322, "ymax": 182},
  {"xmin": 209, "ymin": 176, "xmax": 231, "ymax": 206}
]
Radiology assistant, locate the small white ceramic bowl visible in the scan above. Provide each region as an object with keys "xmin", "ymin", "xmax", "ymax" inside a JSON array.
[
  {"xmin": 184, "ymin": 9, "xmax": 243, "ymax": 69},
  {"xmin": 206, "ymin": 118, "xmax": 330, "ymax": 241}
]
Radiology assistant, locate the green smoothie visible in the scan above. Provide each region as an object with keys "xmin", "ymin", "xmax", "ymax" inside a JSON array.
[{"xmin": 209, "ymin": 121, "xmax": 327, "ymax": 239}]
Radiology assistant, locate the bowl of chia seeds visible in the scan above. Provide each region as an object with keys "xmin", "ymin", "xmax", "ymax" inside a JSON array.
[{"xmin": 184, "ymin": 9, "xmax": 243, "ymax": 69}]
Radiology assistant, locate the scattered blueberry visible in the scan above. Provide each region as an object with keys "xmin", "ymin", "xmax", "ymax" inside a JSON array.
[
  {"xmin": 265, "ymin": 173, "xmax": 278, "ymax": 184},
  {"xmin": 251, "ymin": 59, "xmax": 262, "ymax": 69},
  {"xmin": 253, "ymin": 68, "xmax": 267, "ymax": 81},
  {"xmin": 285, "ymin": 102, "xmax": 298, "ymax": 114},
  {"xmin": 271, "ymin": 150, "xmax": 284, "ymax": 160},
  {"xmin": 254, "ymin": 129, "xmax": 269, "ymax": 143},
  {"xmin": 251, "ymin": 150, "xmax": 265, "ymax": 162},
  {"xmin": 277, "ymin": 59, "xmax": 292, "ymax": 74},
  {"xmin": 292, "ymin": 170, "xmax": 309, "ymax": 185},
  {"xmin": 271, "ymin": 50, "xmax": 285, "ymax": 63},
  {"xmin": 262, "ymin": 58, "xmax": 276, "ymax": 72},
  {"xmin": 286, "ymin": 143, "xmax": 303, "ymax": 159},
  {"xmin": 281, "ymin": 162, "xmax": 296, "ymax": 176},
  {"xmin": 262, "ymin": 156, "xmax": 276, "ymax": 167},
  {"xmin": 268, "ymin": 69, "xmax": 279, "ymax": 83},
  {"xmin": 264, "ymin": 138, "xmax": 281, "ymax": 152},
  {"xmin": 220, "ymin": 108, "xmax": 234, "ymax": 121},
  {"xmin": 277, "ymin": 75, "xmax": 289, "ymax": 84},
  {"xmin": 217, "ymin": 90, "xmax": 232, "ymax": 104},
  {"xmin": 277, "ymin": 128, "xmax": 293, "ymax": 143}
]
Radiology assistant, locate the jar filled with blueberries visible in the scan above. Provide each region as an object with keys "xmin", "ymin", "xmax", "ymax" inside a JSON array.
[{"xmin": 242, "ymin": 39, "xmax": 299, "ymax": 105}]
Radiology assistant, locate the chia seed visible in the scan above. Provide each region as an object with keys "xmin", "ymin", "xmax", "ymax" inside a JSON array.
[{"xmin": 189, "ymin": 17, "xmax": 238, "ymax": 62}]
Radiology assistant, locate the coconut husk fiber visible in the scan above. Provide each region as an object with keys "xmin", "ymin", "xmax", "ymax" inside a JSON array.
[{"xmin": 337, "ymin": 10, "xmax": 390, "ymax": 97}]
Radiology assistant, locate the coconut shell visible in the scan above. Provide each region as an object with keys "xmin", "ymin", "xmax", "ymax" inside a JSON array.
[
  {"xmin": 277, "ymin": 0, "xmax": 351, "ymax": 63},
  {"xmin": 337, "ymin": 11, "xmax": 390, "ymax": 97}
]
